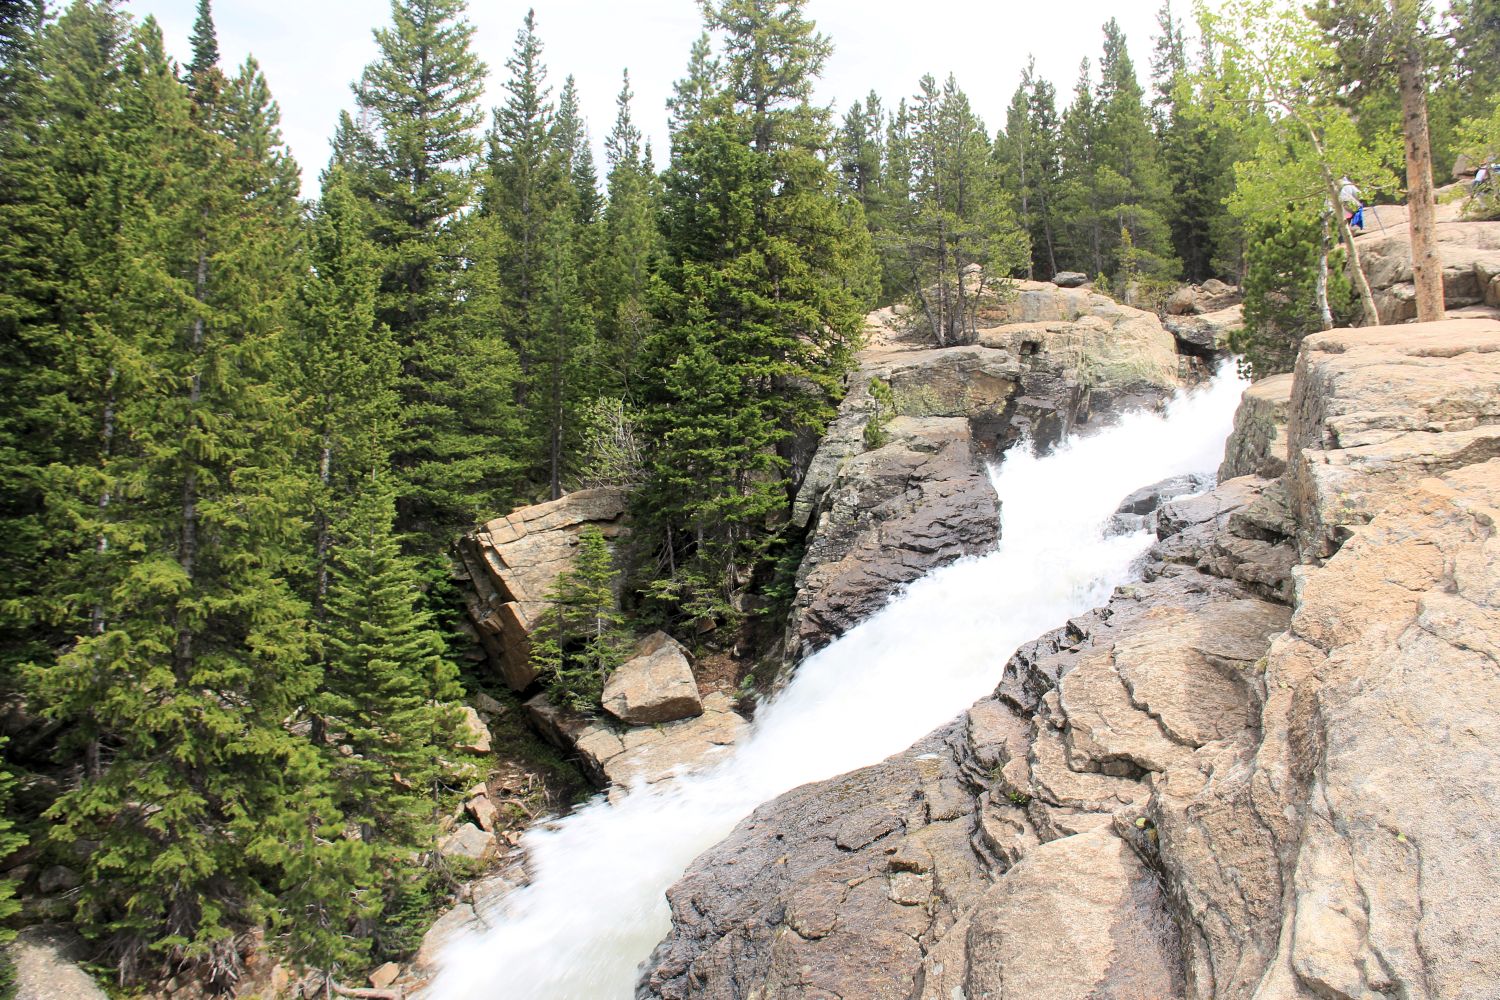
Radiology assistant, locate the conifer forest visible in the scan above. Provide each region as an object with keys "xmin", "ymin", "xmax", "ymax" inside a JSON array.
[{"xmin": 0, "ymin": 0, "xmax": 1497, "ymax": 995}]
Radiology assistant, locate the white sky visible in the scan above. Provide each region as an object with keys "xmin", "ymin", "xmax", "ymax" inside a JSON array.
[{"xmin": 133, "ymin": 0, "xmax": 1190, "ymax": 195}]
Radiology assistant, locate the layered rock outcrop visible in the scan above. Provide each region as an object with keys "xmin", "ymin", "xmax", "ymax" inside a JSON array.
[
  {"xmin": 1355, "ymin": 197, "xmax": 1500, "ymax": 324},
  {"xmin": 787, "ymin": 282, "xmax": 1189, "ymax": 660},
  {"xmin": 641, "ymin": 318, "xmax": 1500, "ymax": 1000},
  {"xmin": 454, "ymin": 488, "xmax": 627, "ymax": 690}
]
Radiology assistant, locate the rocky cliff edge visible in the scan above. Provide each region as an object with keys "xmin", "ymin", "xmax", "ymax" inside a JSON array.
[{"xmin": 640, "ymin": 317, "xmax": 1500, "ymax": 1000}]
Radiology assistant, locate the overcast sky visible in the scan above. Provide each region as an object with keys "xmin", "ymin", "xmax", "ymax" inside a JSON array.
[{"xmin": 135, "ymin": 0, "xmax": 1192, "ymax": 195}]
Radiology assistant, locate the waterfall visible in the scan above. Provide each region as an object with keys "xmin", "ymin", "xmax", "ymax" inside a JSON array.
[{"xmin": 429, "ymin": 365, "xmax": 1248, "ymax": 1000}]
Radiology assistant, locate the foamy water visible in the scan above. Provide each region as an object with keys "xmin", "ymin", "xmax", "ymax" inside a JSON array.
[{"xmin": 430, "ymin": 365, "xmax": 1247, "ymax": 999}]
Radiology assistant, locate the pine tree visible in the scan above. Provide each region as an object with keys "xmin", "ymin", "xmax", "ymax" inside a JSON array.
[
  {"xmin": 1094, "ymin": 18, "xmax": 1177, "ymax": 283},
  {"xmin": 482, "ymin": 11, "xmax": 599, "ymax": 500},
  {"xmin": 877, "ymin": 97, "xmax": 915, "ymax": 301},
  {"xmin": 836, "ymin": 92, "xmax": 884, "ymax": 214},
  {"xmin": 644, "ymin": 0, "xmax": 877, "ymax": 626},
  {"xmin": 1236, "ymin": 212, "xmax": 1355, "ymax": 377},
  {"xmin": 1058, "ymin": 59, "xmax": 1104, "ymax": 275},
  {"xmin": 890, "ymin": 73, "xmax": 1028, "ymax": 344},
  {"xmin": 29, "ymin": 16, "xmax": 324, "ymax": 984},
  {"xmin": 0, "ymin": 741, "xmax": 26, "ymax": 994},
  {"xmin": 532, "ymin": 525, "xmax": 627, "ymax": 712},
  {"xmin": 348, "ymin": 0, "xmax": 520, "ymax": 542},
  {"xmin": 598, "ymin": 70, "xmax": 661, "ymax": 403},
  {"xmin": 1154, "ymin": 1, "xmax": 1241, "ymax": 281},
  {"xmin": 0, "ymin": 0, "xmax": 66, "ymax": 679},
  {"xmin": 994, "ymin": 59, "xmax": 1063, "ymax": 279}
]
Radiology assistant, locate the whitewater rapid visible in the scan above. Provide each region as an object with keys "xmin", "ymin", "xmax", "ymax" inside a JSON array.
[{"xmin": 431, "ymin": 365, "xmax": 1248, "ymax": 1000}]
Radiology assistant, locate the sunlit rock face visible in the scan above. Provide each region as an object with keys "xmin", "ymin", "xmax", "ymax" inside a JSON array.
[{"xmin": 642, "ymin": 319, "xmax": 1500, "ymax": 1000}]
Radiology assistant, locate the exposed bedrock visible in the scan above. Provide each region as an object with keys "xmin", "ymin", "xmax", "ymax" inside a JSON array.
[
  {"xmin": 642, "ymin": 317, "xmax": 1500, "ymax": 1000},
  {"xmin": 786, "ymin": 282, "xmax": 1188, "ymax": 661}
]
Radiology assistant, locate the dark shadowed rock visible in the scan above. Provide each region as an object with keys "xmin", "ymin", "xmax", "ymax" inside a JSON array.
[{"xmin": 1054, "ymin": 271, "xmax": 1089, "ymax": 287}]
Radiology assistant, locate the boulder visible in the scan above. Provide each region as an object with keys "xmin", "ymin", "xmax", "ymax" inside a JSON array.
[
  {"xmin": 455, "ymin": 706, "xmax": 492, "ymax": 754},
  {"xmin": 601, "ymin": 632, "xmax": 702, "ymax": 725},
  {"xmin": 959, "ymin": 829, "xmax": 1185, "ymax": 1000},
  {"xmin": 7, "ymin": 926, "xmax": 109, "ymax": 1000},
  {"xmin": 465, "ymin": 793, "xmax": 499, "ymax": 832},
  {"xmin": 1053, "ymin": 270, "xmax": 1089, "ymax": 287},
  {"xmin": 525, "ymin": 692, "xmax": 746, "ymax": 794},
  {"xmin": 369, "ymin": 963, "xmax": 401, "ymax": 990},
  {"xmin": 1218, "ymin": 373, "xmax": 1293, "ymax": 481},
  {"xmin": 437, "ymin": 823, "xmax": 496, "ymax": 863},
  {"xmin": 1357, "ymin": 219, "xmax": 1500, "ymax": 324},
  {"xmin": 455, "ymin": 488, "xmax": 628, "ymax": 691},
  {"xmin": 1165, "ymin": 303, "xmax": 1244, "ymax": 356}
]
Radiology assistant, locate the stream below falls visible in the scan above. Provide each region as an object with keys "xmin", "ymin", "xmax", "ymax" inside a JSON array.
[{"xmin": 429, "ymin": 365, "xmax": 1249, "ymax": 1000}]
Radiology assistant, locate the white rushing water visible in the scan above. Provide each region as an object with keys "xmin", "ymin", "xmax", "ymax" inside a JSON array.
[{"xmin": 431, "ymin": 365, "xmax": 1248, "ymax": 1000}]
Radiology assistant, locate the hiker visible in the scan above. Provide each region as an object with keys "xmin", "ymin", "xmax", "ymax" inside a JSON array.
[
  {"xmin": 1475, "ymin": 162, "xmax": 1492, "ymax": 194},
  {"xmin": 1339, "ymin": 176, "xmax": 1364, "ymax": 233}
]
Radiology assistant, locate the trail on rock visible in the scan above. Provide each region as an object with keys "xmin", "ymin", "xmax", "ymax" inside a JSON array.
[{"xmin": 427, "ymin": 366, "xmax": 1247, "ymax": 1000}]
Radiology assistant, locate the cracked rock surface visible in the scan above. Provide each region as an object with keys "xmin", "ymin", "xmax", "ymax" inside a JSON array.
[{"xmin": 641, "ymin": 318, "xmax": 1500, "ymax": 1000}]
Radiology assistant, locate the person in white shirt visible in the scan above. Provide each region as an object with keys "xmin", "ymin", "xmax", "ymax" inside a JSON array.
[{"xmin": 1339, "ymin": 177, "xmax": 1364, "ymax": 232}]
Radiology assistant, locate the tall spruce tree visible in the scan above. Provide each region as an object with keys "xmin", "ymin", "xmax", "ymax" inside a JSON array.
[
  {"xmin": 1094, "ymin": 18, "xmax": 1177, "ymax": 283},
  {"xmin": 1153, "ymin": 1, "xmax": 1241, "ymax": 281},
  {"xmin": 29, "ymin": 16, "xmax": 324, "ymax": 984},
  {"xmin": 347, "ymin": 0, "xmax": 520, "ymax": 542},
  {"xmin": 0, "ymin": 0, "xmax": 65, "ymax": 680},
  {"xmin": 598, "ymin": 69, "xmax": 661, "ymax": 403},
  {"xmin": 890, "ymin": 73, "xmax": 1027, "ymax": 344},
  {"xmin": 644, "ymin": 0, "xmax": 876, "ymax": 625},
  {"xmin": 1058, "ymin": 59, "xmax": 1104, "ymax": 274},
  {"xmin": 482, "ymin": 11, "xmax": 598, "ymax": 500},
  {"xmin": 994, "ymin": 59, "xmax": 1063, "ymax": 279}
]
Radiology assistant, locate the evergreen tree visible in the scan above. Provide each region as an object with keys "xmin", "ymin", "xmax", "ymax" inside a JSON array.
[
  {"xmin": 644, "ymin": 0, "xmax": 876, "ymax": 627},
  {"xmin": 0, "ymin": 0, "xmax": 65, "ymax": 679},
  {"xmin": 1058, "ymin": 59, "xmax": 1104, "ymax": 275},
  {"xmin": 1235, "ymin": 212, "xmax": 1355, "ymax": 377},
  {"xmin": 348, "ymin": 0, "xmax": 520, "ymax": 542},
  {"xmin": 598, "ymin": 69, "xmax": 661, "ymax": 402},
  {"xmin": 29, "ymin": 17, "xmax": 324, "ymax": 984},
  {"xmin": 1094, "ymin": 18, "xmax": 1177, "ymax": 283},
  {"xmin": 876, "ymin": 97, "xmax": 915, "ymax": 301},
  {"xmin": 482, "ymin": 11, "xmax": 599, "ymax": 500},
  {"xmin": 1154, "ymin": 2, "xmax": 1242, "ymax": 281},
  {"xmin": 890, "ymin": 73, "xmax": 1028, "ymax": 344},
  {"xmin": 532, "ymin": 525, "xmax": 628, "ymax": 712},
  {"xmin": 836, "ymin": 92, "xmax": 884, "ymax": 214},
  {"xmin": 994, "ymin": 59, "xmax": 1063, "ymax": 279}
]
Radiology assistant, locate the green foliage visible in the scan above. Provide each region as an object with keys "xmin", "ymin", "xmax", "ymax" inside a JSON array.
[
  {"xmin": 1056, "ymin": 19, "xmax": 1179, "ymax": 281},
  {"xmin": 863, "ymin": 377, "xmax": 895, "ymax": 450},
  {"xmin": 641, "ymin": 0, "xmax": 877, "ymax": 631},
  {"xmin": 1234, "ymin": 213, "xmax": 1355, "ymax": 378},
  {"xmin": 533, "ymin": 527, "xmax": 629, "ymax": 713},
  {"xmin": 994, "ymin": 60, "xmax": 1065, "ymax": 279},
  {"xmin": 883, "ymin": 73, "xmax": 1029, "ymax": 345},
  {"xmin": 1457, "ymin": 94, "xmax": 1500, "ymax": 219},
  {"xmin": 345, "ymin": 0, "xmax": 522, "ymax": 542}
]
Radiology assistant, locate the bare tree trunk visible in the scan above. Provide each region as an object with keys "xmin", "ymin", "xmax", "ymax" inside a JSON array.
[
  {"xmin": 1398, "ymin": 48, "xmax": 1445, "ymax": 322},
  {"xmin": 1318, "ymin": 163, "xmax": 1380, "ymax": 325},
  {"xmin": 1317, "ymin": 208, "xmax": 1334, "ymax": 330}
]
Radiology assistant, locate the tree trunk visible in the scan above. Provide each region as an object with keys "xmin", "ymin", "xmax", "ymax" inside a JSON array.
[
  {"xmin": 1316, "ymin": 160, "xmax": 1379, "ymax": 325},
  {"xmin": 1398, "ymin": 47, "xmax": 1445, "ymax": 322},
  {"xmin": 1317, "ymin": 207, "xmax": 1334, "ymax": 330}
]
